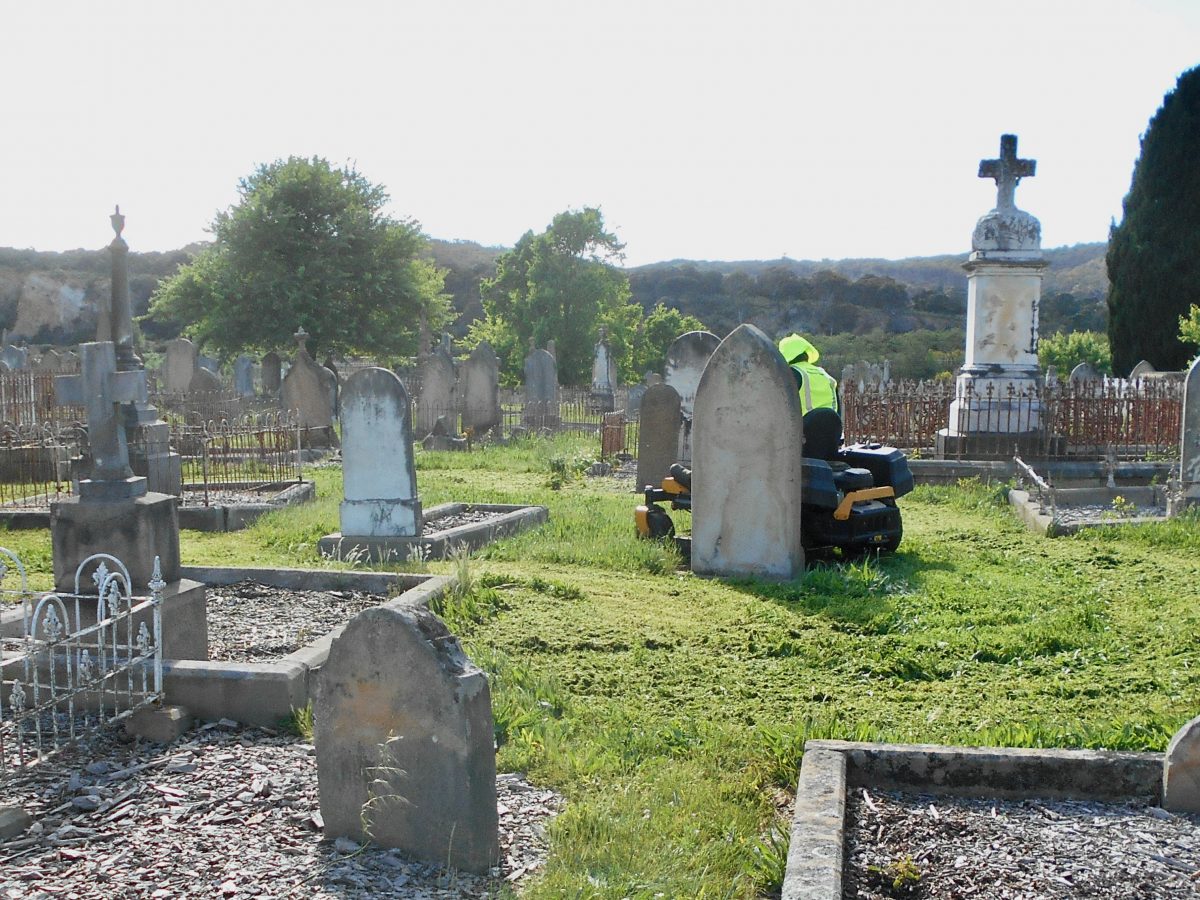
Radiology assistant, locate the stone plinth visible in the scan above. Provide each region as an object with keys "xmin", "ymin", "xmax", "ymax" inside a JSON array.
[{"xmin": 51, "ymin": 493, "xmax": 181, "ymax": 592}]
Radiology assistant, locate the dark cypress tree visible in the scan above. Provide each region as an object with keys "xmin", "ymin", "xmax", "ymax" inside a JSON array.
[{"xmin": 1107, "ymin": 65, "xmax": 1200, "ymax": 375}]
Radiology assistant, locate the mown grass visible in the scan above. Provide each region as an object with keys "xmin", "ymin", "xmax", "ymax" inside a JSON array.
[{"xmin": 5, "ymin": 437, "xmax": 1200, "ymax": 896}]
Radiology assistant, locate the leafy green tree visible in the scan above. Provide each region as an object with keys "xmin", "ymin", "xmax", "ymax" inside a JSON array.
[
  {"xmin": 1038, "ymin": 331, "xmax": 1112, "ymax": 375},
  {"xmin": 145, "ymin": 156, "xmax": 449, "ymax": 358},
  {"xmin": 624, "ymin": 304, "xmax": 707, "ymax": 381},
  {"xmin": 472, "ymin": 208, "xmax": 632, "ymax": 385},
  {"xmin": 1107, "ymin": 66, "xmax": 1200, "ymax": 374}
]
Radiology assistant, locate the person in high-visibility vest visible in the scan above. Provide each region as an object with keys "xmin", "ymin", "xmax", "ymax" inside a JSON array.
[{"xmin": 777, "ymin": 333, "xmax": 839, "ymax": 415}]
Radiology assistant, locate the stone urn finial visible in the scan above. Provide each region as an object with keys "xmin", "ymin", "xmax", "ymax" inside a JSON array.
[
  {"xmin": 110, "ymin": 205, "xmax": 125, "ymax": 240},
  {"xmin": 294, "ymin": 327, "xmax": 310, "ymax": 357}
]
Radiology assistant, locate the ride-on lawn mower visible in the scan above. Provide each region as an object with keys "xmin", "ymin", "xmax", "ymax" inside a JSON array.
[{"xmin": 635, "ymin": 408, "xmax": 914, "ymax": 555}]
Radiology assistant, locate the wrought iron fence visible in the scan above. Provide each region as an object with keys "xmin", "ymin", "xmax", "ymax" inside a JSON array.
[
  {"xmin": 172, "ymin": 414, "xmax": 304, "ymax": 501},
  {"xmin": 0, "ymin": 371, "xmax": 85, "ymax": 428},
  {"xmin": 0, "ymin": 551, "xmax": 163, "ymax": 773},
  {"xmin": 842, "ymin": 378, "xmax": 1183, "ymax": 460},
  {"xmin": 0, "ymin": 422, "xmax": 84, "ymax": 508}
]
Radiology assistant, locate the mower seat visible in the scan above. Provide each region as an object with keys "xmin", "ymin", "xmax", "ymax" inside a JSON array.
[
  {"xmin": 833, "ymin": 467, "xmax": 874, "ymax": 492},
  {"xmin": 802, "ymin": 408, "xmax": 843, "ymax": 461}
]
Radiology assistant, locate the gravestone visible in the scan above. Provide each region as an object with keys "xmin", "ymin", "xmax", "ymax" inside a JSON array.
[
  {"xmin": 163, "ymin": 338, "xmax": 198, "ymax": 393},
  {"xmin": 197, "ymin": 354, "xmax": 220, "ymax": 374},
  {"xmin": 280, "ymin": 329, "xmax": 334, "ymax": 432},
  {"xmin": 635, "ymin": 383, "xmax": 682, "ymax": 490},
  {"xmin": 1181, "ymin": 356, "xmax": 1200, "ymax": 506},
  {"xmin": 318, "ymin": 368, "xmax": 421, "ymax": 559},
  {"xmin": 522, "ymin": 348, "xmax": 559, "ymax": 427},
  {"xmin": 0, "ymin": 345, "xmax": 28, "ymax": 370},
  {"xmin": 461, "ymin": 342, "xmax": 501, "ymax": 436},
  {"xmin": 1070, "ymin": 361, "xmax": 1102, "ymax": 383},
  {"xmin": 1130, "ymin": 360, "xmax": 1157, "ymax": 378},
  {"xmin": 691, "ymin": 324, "xmax": 804, "ymax": 580},
  {"xmin": 624, "ymin": 382, "xmax": 647, "ymax": 418},
  {"xmin": 416, "ymin": 347, "xmax": 457, "ymax": 436},
  {"xmin": 51, "ymin": 342, "xmax": 180, "ymax": 590},
  {"xmin": 233, "ymin": 355, "xmax": 255, "ymax": 397},
  {"xmin": 1164, "ymin": 713, "xmax": 1200, "ymax": 813},
  {"xmin": 261, "ymin": 352, "xmax": 282, "ymax": 395},
  {"xmin": 590, "ymin": 327, "xmax": 618, "ymax": 413},
  {"xmin": 940, "ymin": 135, "xmax": 1046, "ymax": 457},
  {"xmin": 35, "ymin": 349, "xmax": 63, "ymax": 372},
  {"xmin": 664, "ymin": 330, "xmax": 721, "ymax": 466},
  {"xmin": 187, "ymin": 366, "xmax": 222, "ymax": 394},
  {"xmin": 314, "ymin": 604, "xmax": 499, "ymax": 874}
]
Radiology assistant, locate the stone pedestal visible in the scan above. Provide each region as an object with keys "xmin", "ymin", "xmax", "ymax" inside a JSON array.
[{"xmin": 51, "ymin": 492, "xmax": 181, "ymax": 592}]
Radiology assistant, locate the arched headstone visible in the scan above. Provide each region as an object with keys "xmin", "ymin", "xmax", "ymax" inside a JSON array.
[
  {"xmin": 664, "ymin": 330, "xmax": 721, "ymax": 465},
  {"xmin": 461, "ymin": 342, "xmax": 501, "ymax": 435},
  {"xmin": 163, "ymin": 338, "xmax": 197, "ymax": 393},
  {"xmin": 1070, "ymin": 362, "xmax": 1101, "ymax": 383},
  {"xmin": 187, "ymin": 366, "xmax": 222, "ymax": 394},
  {"xmin": 691, "ymin": 324, "xmax": 803, "ymax": 579},
  {"xmin": 1130, "ymin": 360, "xmax": 1157, "ymax": 378},
  {"xmin": 635, "ymin": 383, "xmax": 682, "ymax": 490}
]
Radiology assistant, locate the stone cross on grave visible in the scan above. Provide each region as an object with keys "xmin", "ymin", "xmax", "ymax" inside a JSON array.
[
  {"xmin": 55, "ymin": 341, "xmax": 149, "ymax": 499},
  {"xmin": 979, "ymin": 134, "xmax": 1036, "ymax": 212}
]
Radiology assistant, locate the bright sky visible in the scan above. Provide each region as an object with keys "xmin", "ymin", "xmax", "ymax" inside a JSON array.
[{"xmin": 4, "ymin": 1, "xmax": 1198, "ymax": 268}]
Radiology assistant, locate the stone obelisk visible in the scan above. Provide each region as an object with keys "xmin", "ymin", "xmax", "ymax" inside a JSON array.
[
  {"xmin": 938, "ymin": 135, "xmax": 1048, "ymax": 458},
  {"xmin": 103, "ymin": 207, "xmax": 182, "ymax": 494}
]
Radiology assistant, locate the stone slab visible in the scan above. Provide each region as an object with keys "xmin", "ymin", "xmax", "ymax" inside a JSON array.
[
  {"xmin": 1164, "ymin": 714, "xmax": 1200, "ymax": 813},
  {"xmin": 0, "ymin": 806, "xmax": 32, "ymax": 840},
  {"xmin": 50, "ymin": 492, "xmax": 181, "ymax": 591},
  {"xmin": 783, "ymin": 739, "xmax": 1163, "ymax": 900},
  {"xmin": 125, "ymin": 704, "xmax": 194, "ymax": 743}
]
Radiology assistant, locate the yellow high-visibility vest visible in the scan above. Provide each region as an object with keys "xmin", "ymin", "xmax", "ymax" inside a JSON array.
[{"xmin": 790, "ymin": 362, "xmax": 839, "ymax": 415}]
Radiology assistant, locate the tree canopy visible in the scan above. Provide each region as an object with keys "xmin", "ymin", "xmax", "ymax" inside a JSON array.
[
  {"xmin": 144, "ymin": 156, "xmax": 449, "ymax": 358},
  {"xmin": 470, "ymin": 208, "xmax": 642, "ymax": 385},
  {"xmin": 1038, "ymin": 330, "xmax": 1112, "ymax": 375},
  {"xmin": 1107, "ymin": 66, "xmax": 1200, "ymax": 374}
]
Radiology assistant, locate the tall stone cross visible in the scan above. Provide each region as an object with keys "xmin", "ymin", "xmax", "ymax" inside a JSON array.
[
  {"xmin": 979, "ymin": 134, "xmax": 1036, "ymax": 212},
  {"xmin": 56, "ymin": 342, "xmax": 148, "ymax": 494}
]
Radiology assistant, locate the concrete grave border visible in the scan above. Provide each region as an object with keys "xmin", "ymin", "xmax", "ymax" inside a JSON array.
[
  {"xmin": 0, "ymin": 481, "xmax": 315, "ymax": 533},
  {"xmin": 1008, "ymin": 485, "xmax": 1169, "ymax": 536},
  {"xmin": 783, "ymin": 739, "xmax": 1162, "ymax": 900},
  {"xmin": 163, "ymin": 565, "xmax": 451, "ymax": 726}
]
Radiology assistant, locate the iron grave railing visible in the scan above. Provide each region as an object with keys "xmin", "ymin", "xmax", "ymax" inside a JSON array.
[{"xmin": 0, "ymin": 551, "xmax": 163, "ymax": 773}]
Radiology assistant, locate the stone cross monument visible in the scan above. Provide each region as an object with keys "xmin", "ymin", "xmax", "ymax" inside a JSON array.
[{"xmin": 938, "ymin": 134, "xmax": 1048, "ymax": 457}]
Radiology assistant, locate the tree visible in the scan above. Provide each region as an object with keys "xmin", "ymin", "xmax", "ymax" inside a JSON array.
[
  {"xmin": 144, "ymin": 156, "xmax": 449, "ymax": 358},
  {"xmin": 1179, "ymin": 304, "xmax": 1200, "ymax": 357},
  {"xmin": 624, "ymin": 304, "xmax": 707, "ymax": 381},
  {"xmin": 1107, "ymin": 66, "xmax": 1200, "ymax": 374},
  {"xmin": 471, "ymin": 208, "xmax": 632, "ymax": 385},
  {"xmin": 1038, "ymin": 331, "xmax": 1112, "ymax": 375}
]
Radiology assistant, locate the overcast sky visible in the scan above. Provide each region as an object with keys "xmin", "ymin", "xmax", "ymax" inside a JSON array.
[{"xmin": 4, "ymin": 1, "xmax": 1198, "ymax": 267}]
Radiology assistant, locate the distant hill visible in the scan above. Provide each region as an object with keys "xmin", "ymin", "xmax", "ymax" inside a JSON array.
[{"xmin": 0, "ymin": 239, "xmax": 1106, "ymax": 348}]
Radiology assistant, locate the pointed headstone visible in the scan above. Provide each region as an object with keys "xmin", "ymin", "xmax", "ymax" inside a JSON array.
[
  {"xmin": 691, "ymin": 325, "xmax": 804, "ymax": 579},
  {"xmin": 281, "ymin": 329, "xmax": 334, "ymax": 429}
]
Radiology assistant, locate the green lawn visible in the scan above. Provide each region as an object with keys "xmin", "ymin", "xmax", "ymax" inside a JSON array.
[{"xmin": 5, "ymin": 434, "xmax": 1199, "ymax": 897}]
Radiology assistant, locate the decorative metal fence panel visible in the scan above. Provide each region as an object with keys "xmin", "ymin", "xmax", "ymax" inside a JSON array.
[
  {"xmin": 0, "ymin": 423, "xmax": 84, "ymax": 508},
  {"xmin": 842, "ymin": 378, "xmax": 1184, "ymax": 460},
  {"xmin": 0, "ymin": 552, "xmax": 163, "ymax": 773},
  {"xmin": 0, "ymin": 371, "xmax": 85, "ymax": 428},
  {"xmin": 170, "ymin": 414, "xmax": 303, "ymax": 498}
]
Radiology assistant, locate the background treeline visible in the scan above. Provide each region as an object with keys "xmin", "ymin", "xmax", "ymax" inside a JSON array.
[{"xmin": 0, "ymin": 238, "xmax": 1109, "ymax": 382}]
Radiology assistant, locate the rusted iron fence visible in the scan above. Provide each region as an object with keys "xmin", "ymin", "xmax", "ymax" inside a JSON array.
[
  {"xmin": 171, "ymin": 414, "xmax": 303, "ymax": 499},
  {"xmin": 842, "ymin": 378, "xmax": 1183, "ymax": 460},
  {"xmin": 0, "ymin": 371, "xmax": 84, "ymax": 428},
  {"xmin": 0, "ymin": 551, "xmax": 164, "ymax": 773},
  {"xmin": 0, "ymin": 423, "xmax": 83, "ymax": 508}
]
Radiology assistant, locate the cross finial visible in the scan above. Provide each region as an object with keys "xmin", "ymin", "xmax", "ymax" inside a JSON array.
[
  {"xmin": 294, "ymin": 327, "xmax": 310, "ymax": 356},
  {"xmin": 978, "ymin": 134, "xmax": 1036, "ymax": 212}
]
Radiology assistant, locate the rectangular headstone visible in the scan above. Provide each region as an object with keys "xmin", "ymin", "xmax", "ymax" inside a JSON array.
[
  {"xmin": 163, "ymin": 338, "xmax": 197, "ymax": 393},
  {"xmin": 416, "ymin": 348, "xmax": 457, "ymax": 436},
  {"xmin": 461, "ymin": 342, "xmax": 500, "ymax": 435},
  {"xmin": 635, "ymin": 383, "xmax": 682, "ymax": 490}
]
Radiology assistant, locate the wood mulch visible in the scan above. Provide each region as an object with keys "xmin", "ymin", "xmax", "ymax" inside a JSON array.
[{"xmin": 843, "ymin": 788, "xmax": 1200, "ymax": 898}]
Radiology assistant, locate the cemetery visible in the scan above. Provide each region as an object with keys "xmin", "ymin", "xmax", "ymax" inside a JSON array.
[{"xmin": 0, "ymin": 136, "xmax": 1198, "ymax": 899}]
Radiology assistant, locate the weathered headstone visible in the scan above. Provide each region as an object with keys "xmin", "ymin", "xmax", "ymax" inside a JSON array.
[
  {"xmin": 416, "ymin": 347, "xmax": 457, "ymax": 436},
  {"xmin": 940, "ymin": 134, "xmax": 1046, "ymax": 456},
  {"xmin": 35, "ymin": 349, "xmax": 63, "ymax": 372},
  {"xmin": 624, "ymin": 382, "xmax": 647, "ymax": 418},
  {"xmin": 590, "ymin": 327, "xmax": 618, "ymax": 413},
  {"xmin": 233, "ymin": 355, "xmax": 255, "ymax": 397},
  {"xmin": 280, "ymin": 329, "xmax": 334, "ymax": 431},
  {"xmin": 314, "ymin": 605, "xmax": 499, "ymax": 874},
  {"xmin": 1164, "ymin": 713, "xmax": 1200, "ymax": 813},
  {"xmin": 461, "ymin": 342, "xmax": 501, "ymax": 436},
  {"xmin": 197, "ymin": 354, "xmax": 220, "ymax": 374},
  {"xmin": 1130, "ymin": 359, "xmax": 1157, "ymax": 378},
  {"xmin": 261, "ymin": 352, "xmax": 282, "ymax": 395},
  {"xmin": 664, "ymin": 330, "xmax": 721, "ymax": 465},
  {"xmin": 691, "ymin": 324, "xmax": 804, "ymax": 579},
  {"xmin": 1181, "ymin": 356, "xmax": 1200, "ymax": 505},
  {"xmin": 163, "ymin": 338, "xmax": 198, "ymax": 393},
  {"xmin": 187, "ymin": 366, "xmax": 222, "ymax": 394},
  {"xmin": 635, "ymin": 383, "xmax": 682, "ymax": 490},
  {"xmin": 1070, "ymin": 361, "xmax": 1102, "ymax": 383},
  {"xmin": 522, "ymin": 348, "xmax": 559, "ymax": 427},
  {"xmin": 318, "ymin": 368, "xmax": 421, "ymax": 559}
]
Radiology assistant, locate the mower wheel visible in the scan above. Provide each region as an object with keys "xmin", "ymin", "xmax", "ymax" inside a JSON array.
[{"xmin": 645, "ymin": 504, "xmax": 676, "ymax": 539}]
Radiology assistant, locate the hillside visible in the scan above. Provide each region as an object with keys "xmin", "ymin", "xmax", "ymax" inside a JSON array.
[{"xmin": 0, "ymin": 239, "xmax": 1106, "ymax": 350}]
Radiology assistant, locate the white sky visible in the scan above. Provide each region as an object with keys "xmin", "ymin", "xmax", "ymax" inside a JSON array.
[{"xmin": 3, "ymin": 0, "xmax": 1198, "ymax": 268}]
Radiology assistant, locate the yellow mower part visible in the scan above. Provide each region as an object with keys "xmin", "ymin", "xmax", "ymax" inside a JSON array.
[
  {"xmin": 660, "ymin": 476, "xmax": 688, "ymax": 496},
  {"xmin": 634, "ymin": 505, "xmax": 652, "ymax": 537},
  {"xmin": 832, "ymin": 486, "xmax": 896, "ymax": 521}
]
